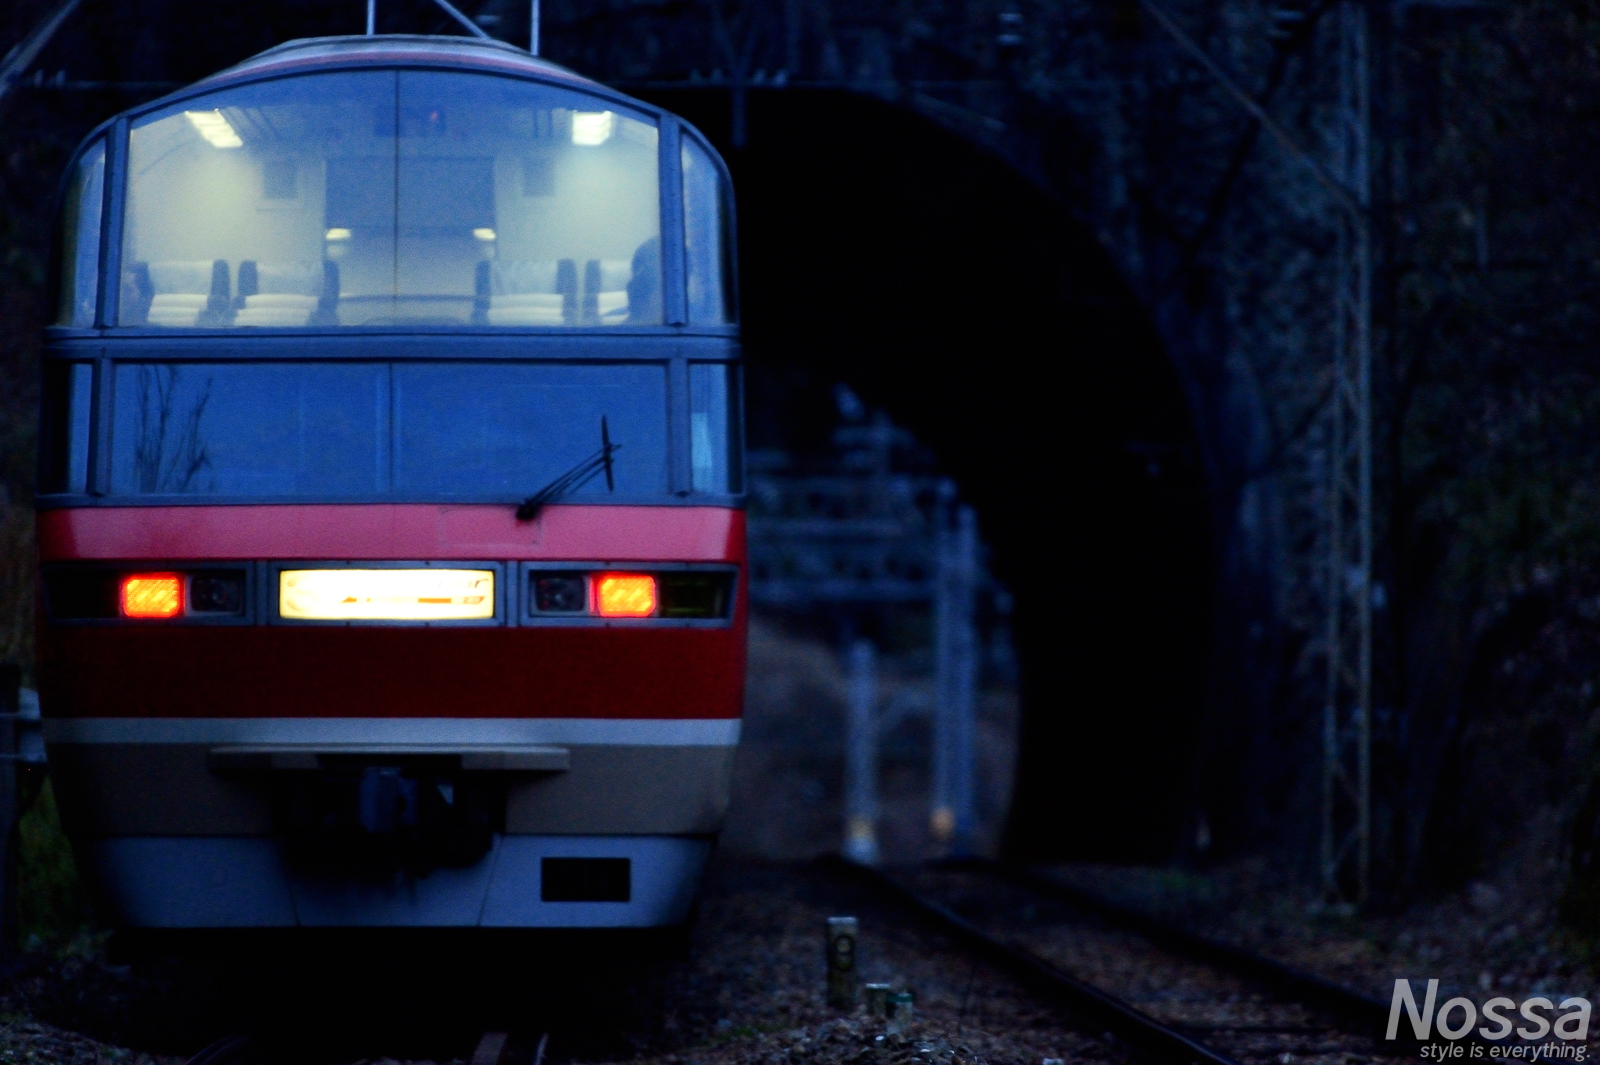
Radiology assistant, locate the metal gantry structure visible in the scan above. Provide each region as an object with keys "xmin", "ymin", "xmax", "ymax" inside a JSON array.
[
  {"xmin": 746, "ymin": 413, "xmax": 989, "ymax": 862},
  {"xmin": 1320, "ymin": 0, "xmax": 1373, "ymax": 906},
  {"xmin": 1138, "ymin": 0, "xmax": 1375, "ymax": 905}
]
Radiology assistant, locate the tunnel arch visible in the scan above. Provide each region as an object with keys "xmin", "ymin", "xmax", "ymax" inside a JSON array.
[{"xmin": 640, "ymin": 86, "xmax": 1217, "ymax": 861}]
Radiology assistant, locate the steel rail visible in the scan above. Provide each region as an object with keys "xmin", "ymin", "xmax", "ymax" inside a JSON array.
[
  {"xmin": 947, "ymin": 859, "xmax": 1395, "ymax": 1035},
  {"xmin": 820, "ymin": 855, "xmax": 1246, "ymax": 1065},
  {"xmin": 183, "ymin": 1033, "xmax": 252, "ymax": 1065}
]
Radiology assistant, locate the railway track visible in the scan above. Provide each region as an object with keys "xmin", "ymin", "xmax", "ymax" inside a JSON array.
[
  {"xmin": 824, "ymin": 856, "xmax": 1413, "ymax": 1065},
  {"xmin": 176, "ymin": 857, "xmax": 1408, "ymax": 1065},
  {"xmin": 183, "ymin": 1028, "xmax": 549, "ymax": 1065}
]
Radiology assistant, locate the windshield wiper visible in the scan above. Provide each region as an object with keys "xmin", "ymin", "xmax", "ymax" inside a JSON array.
[{"xmin": 515, "ymin": 416, "xmax": 621, "ymax": 522}]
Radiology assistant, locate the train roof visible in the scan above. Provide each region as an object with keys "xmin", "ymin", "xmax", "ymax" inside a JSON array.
[{"xmin": 186, "ymin": 35, "xmax": 612, "ymax": 98}]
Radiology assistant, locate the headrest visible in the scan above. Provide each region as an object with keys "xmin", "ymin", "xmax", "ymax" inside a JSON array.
[{"xmin": 148, "ymin": 260, "xmax": 219, "ymax": 295}]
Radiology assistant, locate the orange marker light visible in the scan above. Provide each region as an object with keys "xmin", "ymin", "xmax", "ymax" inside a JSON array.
[
  {"xmin": 122, "ymin": 573, "xmax": 183, "ymax": 618},
  {"xmin": 595, "ymin": 574, "xmax": 656, "ymax": 617}
]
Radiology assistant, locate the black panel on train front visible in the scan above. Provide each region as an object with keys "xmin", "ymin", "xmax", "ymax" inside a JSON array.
[
  {"xmin": 540, "ymin": 857, "xmax": 631, "ymax": 902},
  {"xmin": 44, "ymin": 570, "xmax": 120, "ymax": 619},
  {"xmin": 658, "ymin": 572, "xmax": 732, "ymax": 618}
]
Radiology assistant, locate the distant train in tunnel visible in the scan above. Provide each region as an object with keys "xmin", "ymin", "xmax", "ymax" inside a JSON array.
[{"xmin": 35, "ymin": 33, "xmax": 745, "ymax": 931}]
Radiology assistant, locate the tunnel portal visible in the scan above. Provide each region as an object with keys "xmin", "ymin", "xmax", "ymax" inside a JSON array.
[{"xmin": 645, "ymin": 88, "xmax": 1216, "ymax": 861}]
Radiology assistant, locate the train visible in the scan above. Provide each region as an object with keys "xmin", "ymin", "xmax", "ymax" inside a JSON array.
[{"xmin": 35, "ymin": 31, "xmax": 745, "ymax": 931}]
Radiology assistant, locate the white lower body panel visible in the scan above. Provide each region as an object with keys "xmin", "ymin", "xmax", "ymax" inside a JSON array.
[{"xmin": 84, "ymin": 834, "xmax": 712, "ymax": 929}]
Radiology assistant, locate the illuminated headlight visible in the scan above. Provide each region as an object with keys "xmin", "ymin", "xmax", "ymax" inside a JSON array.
[
  {"xmin": 121, "ymin": 573, "xmax": 183, "ymax": 618},
  {"xmin": 594, "ymin": 574, "xmax": 656, "ymax": 617},
  {"xmin": 280, "ymin": 569, "xmax": 494, "ymax": 621}
]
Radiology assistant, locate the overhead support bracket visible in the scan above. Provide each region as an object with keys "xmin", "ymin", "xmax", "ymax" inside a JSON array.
[
  {"xmin": 1136, "ymin": 0, "xmax": 1366, "ymax": 228},
  {"xmin": 429, "ymin": 0, "xmax": 493, "ymax": 39},
  {"xmin": 0, "ymin": 0, "xmax": 82, "ymax": 106},
  {"xmin": 363, "ymin": 0, "xmax": 493, "ymax": 39}
]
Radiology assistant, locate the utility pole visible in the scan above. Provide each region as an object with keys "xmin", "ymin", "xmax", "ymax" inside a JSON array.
[
  {"xmin": 932, "ymin": 499, "xmax": 978, "ymax": 854},
  {"xmin": 1321, "ymin": 0, "xmax": 1373, "ymax": 906},
  {"xmin": 844, "ymin": 639, "xmax": 881, "ymax": 864}
]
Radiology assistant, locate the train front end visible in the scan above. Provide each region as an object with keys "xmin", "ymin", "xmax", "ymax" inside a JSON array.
[{"xmin": 35, "ymin": 36, "xmax": 744, "ymax": 930}]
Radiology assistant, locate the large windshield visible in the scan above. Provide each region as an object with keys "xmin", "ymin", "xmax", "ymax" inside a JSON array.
[
  {"xmin": 120, "ymin": 72, "xmax": 661, "ymax": 329},
  {"xmin": 98, "ymin": 362, "xmax": 670, "ymax": 499}
]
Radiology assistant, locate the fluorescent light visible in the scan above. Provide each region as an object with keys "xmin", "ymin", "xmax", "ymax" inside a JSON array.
[
  {"xmin": 280, "ymin": 569, "xmax": 495, "ymax": 621},
  {"xmin": 185, "ymin": 110, "xmax": 243, "ymax": 149},
  {"xmin": 473, "ymin": 228, "xmax": 497, "ymax": 241},
  {"xmin": 571, "ymin": 111, "xmax": 614, "ymax": 146},
  {"xmin": 324, "ymin": 228, "xmax": 351, "ymax": 241}
]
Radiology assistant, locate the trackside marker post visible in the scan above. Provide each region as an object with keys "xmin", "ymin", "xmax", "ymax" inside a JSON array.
[
  {"xmin": 827, "ymin": 916, "xmax": 859, "ymax": 1008},
  {"xmin": 886, "ymin": 990, "xmax": 915, "ymax": 1034}
]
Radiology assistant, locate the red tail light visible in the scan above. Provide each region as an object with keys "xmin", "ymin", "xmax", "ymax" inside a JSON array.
[
  {"xmin": 121, "ymin": 573, "xmax": 183, "ymax": 618},
  {"xmin": 594, "ymin": 574, "xmax": 656, "ymax": 617}
]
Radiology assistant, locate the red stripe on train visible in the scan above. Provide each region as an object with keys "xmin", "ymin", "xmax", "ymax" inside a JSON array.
[
  {"xmin": 37, "ymin": 504, "xmax": 747, "ymax": 721},
  {"xmin": 37, "ymin": 505, "xmax": 744, "ymax": 562},
  {"xmin": 38, "ymin": 625, "xmax": 744, "ymax": 720}
]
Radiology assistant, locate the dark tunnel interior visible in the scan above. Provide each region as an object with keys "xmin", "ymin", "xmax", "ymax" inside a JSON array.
[{"xmin": 640, "ymin": 88, "xmax": 1217, "ymax": 862}]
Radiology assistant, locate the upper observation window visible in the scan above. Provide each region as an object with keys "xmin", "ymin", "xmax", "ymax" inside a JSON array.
[
  {"xmin": 119, "ymin": 71, "xmax": 662, "ymax": 329},
  {"xmin": 57, "ymin": 138, "xmax": 105, "ymax": 328},
  {"xmin": 681, "ymin": 138, "xmax": 732, "ymax": 324}
]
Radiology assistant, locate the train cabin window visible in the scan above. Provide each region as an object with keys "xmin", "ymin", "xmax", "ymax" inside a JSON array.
[
  {"xmin": 40, "ymin": 361, "xmax": 93, "ymax": 493},
  {"xmin": 392, "ymin": 362, "xmax": 668, "ymax": 497},
  {"xmin": 108, "ymin": 362, "xmax": 389, "ymax": 496},
  {"xmin": 689, "ymin": 363, "xmax": 741, "ymax": 493},
  {"xmin": 119, "ymin": 72, "xmax": 661, "ymax": 329},
  {"xmin": 103, "ymin": 361, "xmax": 667, "ymax": 500},
  {"xmin": 57, "ymin": 138, "xmax": 105, "ymax": 328},
  {"xmin": 681, "ymin": 137, "xmax": 732, "ymax": 325}
]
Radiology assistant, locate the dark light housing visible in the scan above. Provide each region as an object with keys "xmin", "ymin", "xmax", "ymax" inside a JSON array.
[
  {"xmin": 658, "ymin": 572, "xmax": 732, "ymax": 618},
  {"xmin": 45, "ymin": 567, "xmax": 247, "ymax": 620},
  {"xmin": 190, "ymin": 572, "xmax": 246, "ymax": 614},
  {"xmin": 525, "ymin": 568, "xmax": 733, "ymax": 619},
  {"xmin": 533, "ymin": 574, "xmax": 587, "ymax": 612}
]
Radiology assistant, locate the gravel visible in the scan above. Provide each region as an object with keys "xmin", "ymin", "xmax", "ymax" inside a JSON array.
[
  {"xmin": 618, "ymin": 860, "xmax": 1127, "ymax": 1065},
  {"xmin": 1045, "ymin": 859, "xmax": 1600, "ymax": 1007},
  {"xmin": 895, "ymin": 867, "xmax": 1413, "ymax": 1065},
  {"xmin": 0, "ymin": 860, "xmax": 1132, "ymax": 1065}
]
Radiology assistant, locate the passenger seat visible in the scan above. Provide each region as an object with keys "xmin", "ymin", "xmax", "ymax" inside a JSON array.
[
  {"xmin": 129, "ymin": 260, "xmax": 231, "ymax": 327},
  {"xmin": 584, "ymin": 259, "xmax": 632, "ymax": 325},
  {"xmin": 234, "ymin": 261, "xmax": 324, "ymax": 327},
  {"xmin": 476, "ymin": 259, "xmax": 576, "ymax": 325}
]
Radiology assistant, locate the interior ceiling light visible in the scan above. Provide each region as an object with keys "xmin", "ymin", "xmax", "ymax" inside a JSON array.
[
  {"xmin": 279, "ymin": 569, "xmax": 495, "ymax": 621},
  {"xmin": 473, "ymin": 228, "xmax": 497, "ymax": 241},
  {"xmin": 571, "ymin": 111, "xmax": 614, "ymax": 146},
  {"xmin": 325, "ymin": 228, "xmax": 352, "ymax": 241},
  {"xmin": 185, "ymin": 110, "xmax": 243, "ymax": 149}
]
